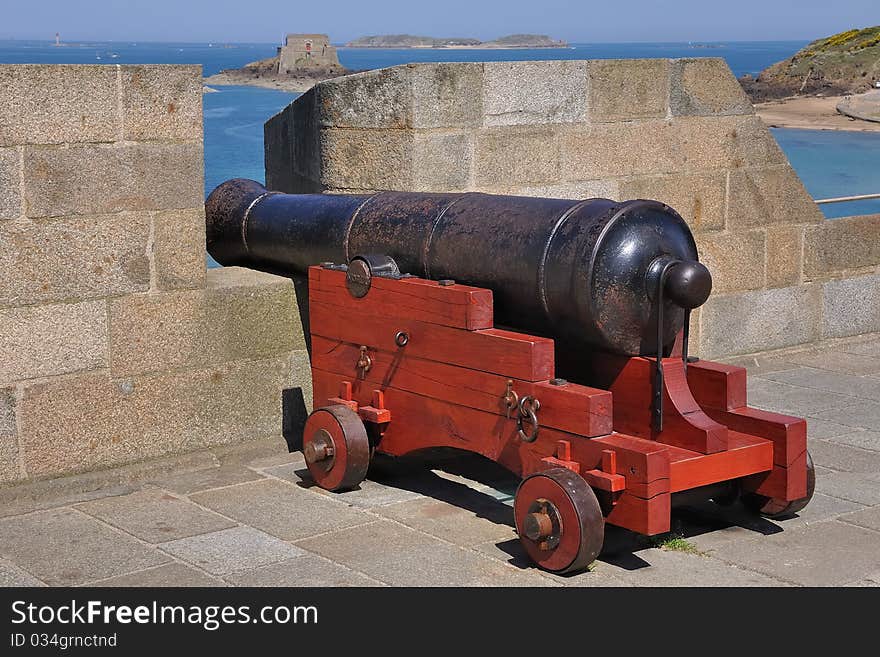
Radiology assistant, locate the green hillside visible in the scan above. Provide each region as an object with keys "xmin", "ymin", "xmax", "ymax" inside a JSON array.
[{"xmin": 741, "ymin": 26, "xmax": 880, "ymax": 101}]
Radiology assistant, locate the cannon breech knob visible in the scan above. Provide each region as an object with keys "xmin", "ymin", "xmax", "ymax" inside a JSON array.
[{"xmin": 665, "ymin": 260, "xmax": 712, "ymax": 310}]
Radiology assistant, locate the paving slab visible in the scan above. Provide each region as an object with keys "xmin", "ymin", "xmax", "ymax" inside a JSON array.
[
  {"xmin": 745, "ymin": 378, "xmax": 855, "ymax": 416},
  {"xmin": 85, "ymin": 562, "xmax": 224, "ymax": 587},
  {"xmin": 786, "ymin": 350, "xmax": 880, "ymax": 375},
  {"xmin": 813, "ymin": 401, "xmax": 880, "ymax": 431},
  {"xmin": 679, "ymin": 492, "xmax": 866, "ymax": 553},
  {"xmin": 471, "ymin": 538, "xmax": 627, "ymax": 586},
  {"xmin": 843, "ymin": 341, "xmax": 880, "ymax": 358},
  {"xmin": 0, "ymin": 508, "xmax": 169, "ymax": 586},
  {"xmin": 838, "ymin": 505, "xmax": 880, "ymax": 533},
  {"xmin": 210, "ymin": 438, "xmax": 294, "ymax": 467},
  {"xmin": 376, "ymin": 497, "xmax": 517, "ymax": 547},
  {"xmin": 760, "ymin": 367, "xmax": 880, "ymax": 402},
  {"xmin": 683, "ymin": 524, "xmax": 768, "ymax": 552},
  {"xmin": 827, "ymin": 431, "xmax": 880, "ymax": 452},
  {"xmin": 0, "ymin": 558, "xmax": 44, "ymax": 586},
  {"xmin": 0, "ymin": 447, "xmax": 218, "ymax": 519},
  {"xmin": 805, "ymin": 417, "xmax": 861, "ymax": 440},
  {"xmin": 807, "ymin": 440, "xmax": 880, "ymax": 473},
  {"xmin": 150, "ymin": 464, "xmax": 265, "ymax": 495},
  {"xmin": 773, "ymin": 492, "xmax": 867, "ymax": 527},
  {"xmin": 159, "ymin": 526, "xmax": 305, "ymax": 576},
  {"xmin": 844, "ymin": 570, "xmax": 880, "ymax": 587},
  {"xmin": 604, "ymin": 548, "xmax": 789, "ymax": 587},
  {"xmin": 709, "ymin": 520, "xmax": 880, "ymax": 586},
  {"xmin": 224, "ymin": 556, "xmax": 383, "ymax": 587},
  {"xmin": 265, "ymin": 463, "xmax": 424, "ymax": 509},
  {"xmin": 725, "ymin": 354, "xmax": 801, "ymax": 376},
  {"xmin": 190, "ymin": 479, "xmax": 373, "ymax": 541},
  {"xmin": 428, "ymin": 468, "xmax": 518, "ymax": 503},
  {"xmin": 242, "ymin": 450, "xmax": 306, "ymax": 471},
  {"xmin": 76, "ymin": 489, "xmax": 236, "ymax": 543},
  {"xmin": 670, "ymin": 507, "xmax": 781, "ymax": 552},
  {"xmin": 430, "ymin": 453, "xmax": 522, "ymax": 489},
  {"xmin": 816, "ymin": 471, "xmax": 880, "ymax": 506},
  {"xmin": 296, "ymin": 519, "xmax": 551, "ymax": 587},
  {"xmin": 0, "ymin": 481, "xmax": 140, "ymax": 519},
  {"xmin": 372, "ymin": 454, "xmax": 520, "ymax": 503}
]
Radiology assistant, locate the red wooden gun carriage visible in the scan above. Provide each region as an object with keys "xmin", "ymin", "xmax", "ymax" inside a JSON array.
[{"xmin": 207, "ymin": 179, "xmax": 814, "ymax": 574}]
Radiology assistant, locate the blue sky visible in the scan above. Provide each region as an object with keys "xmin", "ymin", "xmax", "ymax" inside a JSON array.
[{"xmin": 1, "ymin": 0, "xmax": 877, "ymax": 43}]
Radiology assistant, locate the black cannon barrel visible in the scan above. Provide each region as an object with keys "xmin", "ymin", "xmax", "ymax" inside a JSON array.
[{"xmin": 206, "ymin": 179, "xmax": 711, "ymax": 357}]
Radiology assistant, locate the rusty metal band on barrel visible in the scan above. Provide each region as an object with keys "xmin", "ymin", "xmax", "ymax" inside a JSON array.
[
  {"xmin": 241, "ymin": 191, "xmax": 279, "ymax": 256},
  {"xmin": 536, "ymin": 199, "xmax": 594, "ymax": 320},
  {"xmin": 421, "ymin": 195, "xmax": 466, "ymax": 279}
]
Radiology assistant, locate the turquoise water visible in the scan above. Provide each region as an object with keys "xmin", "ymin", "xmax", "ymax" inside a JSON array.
[
  {"xmin": 2, "ymin": 39, "xmax": 878, "ymax": 219},
  {"xmin": 771, "ymin": 128, "xmax": 880, "ymax": 218},
  {"xmin": 203, "ymin": 85, "xmax": 294, "ymax": 195}
]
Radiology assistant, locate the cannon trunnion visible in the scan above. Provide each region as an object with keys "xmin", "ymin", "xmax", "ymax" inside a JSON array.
[{"xmin": 205, "ymin": 180, "xmax": 814, "ymax": 574}]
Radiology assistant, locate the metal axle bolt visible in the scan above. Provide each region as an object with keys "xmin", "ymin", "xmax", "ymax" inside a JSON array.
[
  {"xmin": 522, "ymin": 511, "xmax": 553, "ymax": 542},
  {"xmin": 304, "ymin": 440, "xmax": 334, "ymax": 464}
]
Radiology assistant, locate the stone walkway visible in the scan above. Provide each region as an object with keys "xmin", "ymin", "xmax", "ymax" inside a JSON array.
[{"xmin": 2, "ymin": 336, "xmax": 879, "ymax": 587}]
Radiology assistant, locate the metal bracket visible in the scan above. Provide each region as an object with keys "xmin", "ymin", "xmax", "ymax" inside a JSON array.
[{"xmin": 652, "ymin": 258, "xmax": 681, "ymax": 433}]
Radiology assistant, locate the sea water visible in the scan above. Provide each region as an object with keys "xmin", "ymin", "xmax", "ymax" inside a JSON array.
[
  {"xmin": 772, "ymin": 128, "xmax": 880, "ymax": 218},
  {"xmin": 2, "ymin": 39, "xmax": 878, "ymax": 219}
]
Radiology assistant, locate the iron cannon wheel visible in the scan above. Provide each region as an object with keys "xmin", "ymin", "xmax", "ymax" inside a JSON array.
[
  {"xmin": 742, "ymin": 451, "xmax": 816, "ymax": 520},
  {"xmin": 514, "ymin": 468, "xmax": 604, "ymax": 574},
  {"xmin": 302, "ymin": 405, "xmax": 371, "ymax": 492}
]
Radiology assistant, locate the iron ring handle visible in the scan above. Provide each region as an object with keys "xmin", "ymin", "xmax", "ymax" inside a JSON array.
[
  {"xmin": 394, "ymin": 331, "xmax": 409, "ymax": 347},
  {"xmin": 518, "ymin": 408, "xmax": 539, "ymax": 443},
  {"xmin": 518, "ymin": 395, "xmax": 540, "ymax": 416}
]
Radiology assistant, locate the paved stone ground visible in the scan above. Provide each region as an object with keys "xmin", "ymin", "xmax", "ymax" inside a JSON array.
[{"xmin": 2, "ymin": 335, "xmax": 880, "ymax": 587}]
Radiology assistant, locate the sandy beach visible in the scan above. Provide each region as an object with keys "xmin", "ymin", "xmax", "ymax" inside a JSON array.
[{"xmin": 755, "ymin": 95, "xmax": 880, "ymax": 132}]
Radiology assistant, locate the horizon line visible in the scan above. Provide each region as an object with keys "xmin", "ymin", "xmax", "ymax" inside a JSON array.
[{"xmin": 0, "ymin": 36, "xmax": 814, "ymax": 46}]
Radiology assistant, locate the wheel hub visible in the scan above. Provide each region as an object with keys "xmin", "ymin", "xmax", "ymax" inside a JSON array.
[
  {"xmin": 524, "ymin": 499, "xmax": 561, "ymax": 550},
  {"xmin": 304, "ymin": 429, "xmax": 336, "ymax": 471}
]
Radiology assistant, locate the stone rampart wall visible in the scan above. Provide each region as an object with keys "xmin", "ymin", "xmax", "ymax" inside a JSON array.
[{"xmin": 0, "ymin": 65, "xmax": 304, "ymax": 485}]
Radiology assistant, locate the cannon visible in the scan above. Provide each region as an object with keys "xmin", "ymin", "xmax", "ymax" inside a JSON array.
[{"xmin": 207, "ymin": 179, "xmax": 814, "ymax": 574}]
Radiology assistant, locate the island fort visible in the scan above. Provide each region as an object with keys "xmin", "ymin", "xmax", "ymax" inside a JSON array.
[{"xmin": 277, "ymin": 33, "xmax": 341, "ymax": 73}]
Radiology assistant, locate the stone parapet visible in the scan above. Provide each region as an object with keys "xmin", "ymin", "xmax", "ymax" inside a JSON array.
[
  {"xmin": 108, "ymin": 268, "xmax": 302, "ymax": 377},
  {"xmin": 803, "ymin": 214, "xmax": 880, "ymax": 278},
  {"xmin": 16, "ymin": 350, "xmax": 305, "ymax": 480},
  {"xmin": 265, "ymin": 58, "xmax": 880, "ymax": 359},
  {"xmin": 0, "ymin": 65, "xmax": 302, "ymax": 486}
]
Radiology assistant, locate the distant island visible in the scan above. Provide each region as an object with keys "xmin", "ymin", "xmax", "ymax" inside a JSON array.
[
  {"xmin": 741, "ymin": 26, "xmax": 880, "ymax": 132},
  {"xmin": 345, "ymin": 34, "xmax": 568, "ymax": 48},
  {"xmin": 204, "ymin": 33, "xmax": 351, "ymax": 92},
  {"xmin": 204, "ymin": 32, "xmax": 570, "ymax": 92}
]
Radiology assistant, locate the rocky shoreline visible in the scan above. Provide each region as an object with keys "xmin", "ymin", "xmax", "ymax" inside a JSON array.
[
  {"xmin": 202, "ymin": 71, "xmax": 322, "ymax": 92},
  {"xmin": 203, "ymin": 53, "xmax": 350, "ymax": 93},
  {"xmin": 837, "ymin": 90, "xmax": 880, "ymax": 124}
]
